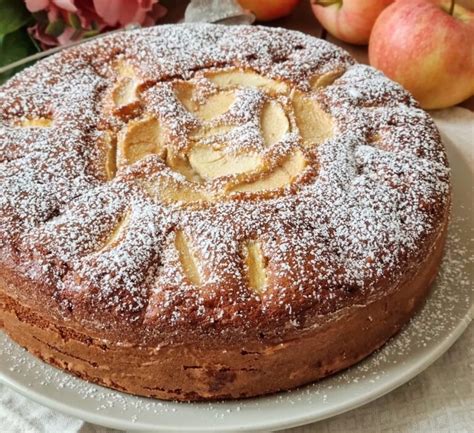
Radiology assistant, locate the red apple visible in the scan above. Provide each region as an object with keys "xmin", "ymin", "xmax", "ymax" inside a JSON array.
[
  {"xmin": 369, "ymin": 0, "xmax": 474, "ymax": 109},
  {"xmin": 311, "ymin": 0, "xmax": 393, "ymax": 45},
  {"xmin": 238, "ymin": 0, "xmax": 300, "ymax": 21}
]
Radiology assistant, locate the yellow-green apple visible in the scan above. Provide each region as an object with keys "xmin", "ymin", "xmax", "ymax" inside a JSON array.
[
  {"xmin": 311, "ymin": 0, "xmax": 393, "ymax": 45},
  {"xmin": 238, "ymin": 0, "xmax": 300, "ymax": 21},
  {"xmin": 369, "ymin": 0, "xmax": 474, "ymax": 109}
]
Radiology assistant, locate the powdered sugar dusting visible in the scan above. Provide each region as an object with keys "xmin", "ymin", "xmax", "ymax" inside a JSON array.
[
  {"xmin": 1, "ymin": 213, "xmax": 470, "ymax": 424},
  {"xmin": 0, "ymin": 24, "xmax": 450, "ymax": 343}
]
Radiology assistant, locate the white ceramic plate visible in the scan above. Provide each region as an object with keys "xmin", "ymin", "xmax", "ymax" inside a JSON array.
[{"xmin": 1, "ymin": 137, "xmax": 472, "ymax": 433}]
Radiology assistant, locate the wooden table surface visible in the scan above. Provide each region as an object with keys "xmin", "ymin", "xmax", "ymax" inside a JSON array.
[{"xmin": 160, "ymin": 0, "xmax": 473, "ymax": 111}]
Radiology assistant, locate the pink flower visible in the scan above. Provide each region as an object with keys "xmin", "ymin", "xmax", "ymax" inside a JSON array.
[
  {"xmin": 94, "ymin": 0, "xmax": 159, "ymax": 27},
  {"xmin": 25, "ymin": 0, "xmax": 77, "ymax": 13},
  {"xmin": 24, "ymin": 0, "xmax": 166, "ymax": 48}
]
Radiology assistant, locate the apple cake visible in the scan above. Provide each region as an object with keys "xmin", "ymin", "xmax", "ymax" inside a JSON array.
[{"xmin": 0, "ymin": 24, "xmax": 450, "ymax": 401}]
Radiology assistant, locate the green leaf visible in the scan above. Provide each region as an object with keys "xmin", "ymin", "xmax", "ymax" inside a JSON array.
[
  {"xmin": 82, "ymin": 29, "xmax": 100, "ymax": 38},
  {"xmin": 45, "ymin": 19, "xmax": 66, "ymax": 37},
  {"xmin": 68, "ymin": 13, "xmax": 81, "ymax": 30},
  {"xmin": 0, "ymin": 27, "xmax": 38, "ymax": 84},
  {"xmin": 311, "ymin": 0, "xmax": 342, "ymax": 6},
  {"xmin": 0, "ymin": 0, "xmax": 33, "ymax": 36}
]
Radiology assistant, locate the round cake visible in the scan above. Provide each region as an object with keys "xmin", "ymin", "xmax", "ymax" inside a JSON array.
[{"xmin": 0, "ymin": 24, "xmax": 450, "ymax": 401}]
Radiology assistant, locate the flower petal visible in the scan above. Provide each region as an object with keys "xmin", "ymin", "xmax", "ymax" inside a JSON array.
[
  {"xmin": 25, "ymin": 0, "xmax": 50, "ymax": 12},
  {"xmin": 57, "ymin": 26, "xmax": 77, "ymax": 45},
  {"xmin": 93, "ymin": 0, "xmax": 121, "ymax": 26},
  {"xmin": 28, "ymin": 23, "xmax": 59, "ymax": 48},
  {"xmin": 52, "ymin": 0, "xmax": 78, "ymax": 12}
]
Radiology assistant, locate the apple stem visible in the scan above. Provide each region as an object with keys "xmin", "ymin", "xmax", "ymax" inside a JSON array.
[
  {"xmin": 449, "ymin": 0, "xmax": 456, "ymax": 15},
  {"xmin": 311, "ymin": 0, "xmax": 341, "ymax": 7}
]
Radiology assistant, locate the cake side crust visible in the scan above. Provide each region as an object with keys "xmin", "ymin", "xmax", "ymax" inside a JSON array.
[{"xmin": 0, "ymin": 217, "xmax": 447, "ymax": 401}]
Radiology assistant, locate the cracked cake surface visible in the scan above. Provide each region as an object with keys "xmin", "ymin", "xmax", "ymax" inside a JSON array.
[{"xmin": 0, "ymin": 24, "xmax": 450, "ymax": 400}]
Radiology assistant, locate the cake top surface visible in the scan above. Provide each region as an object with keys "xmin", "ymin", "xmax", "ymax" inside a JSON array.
[{"xmin": 0, "ymin": 24, "xmax": 450, "ymax": 344}]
